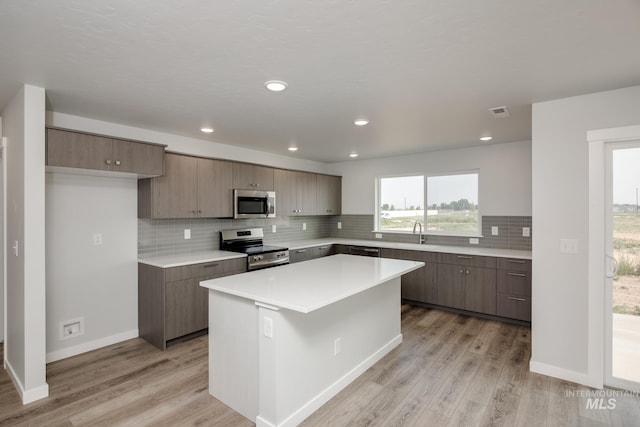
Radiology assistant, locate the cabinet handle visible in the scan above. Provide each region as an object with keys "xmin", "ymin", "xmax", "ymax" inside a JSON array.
[
  {"xmin": 508, "ymin": 260, "xmax": 526, "ymax": 264},
  {"xmin": 114, "ymin": 160, "xmax": 121, "ymax": 166},
  {"xmin": 507, "ymin": 296, "xmax": 527, "ymax": 302},
  {"xmin": 364, "ymin": 248, "xmax": 379, "ymax": 253},
  {"xmin": 318, "ymin": 246, "xmax": 327, "ymax": 250},
  {"xmin": 457, "ymin": 255, "xmax": 473, "ymax": 259},
  {"xmin": 465, "ymin": 270, "xmax": 470, "ymax": 274},
  {"xmin": 203, "ymin": 263, "xmax": 219, "ymax": 268},
  {"xmin": 191, "ymin": 210, "xmax": 197, "ymax": 214},
  {"xmin": 198, "ymin": 210, "xmax": 202, "ymax": 214},
  {"xmin": 507, "ymin": 272, "xmax": 527, "ymax": 277},
  {"xmin": 105, "ymin": 159, "xmax": 112, "ymax": 165},
  {"xmin": 296, "ymin": 250, "xmax": 308, "ymax": 253}
]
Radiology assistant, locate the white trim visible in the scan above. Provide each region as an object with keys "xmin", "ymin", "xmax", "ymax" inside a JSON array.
[
  {"xmin": 5, "ymin": 357, "xmax": 50, "ymax": 404},
  {"xmin": 529, "ymin": 360, "xmax": 589, "ymax": 386},
  {"xmin": 587, "ymin": 124, "xmax": 640, "ymax": 390},
  {"xmin": 46, "ymin": 329, "xmax": 139, "ymax": 363},
  {"xmin": 256, "ymin": 334, "xmax": 402, "ymax": 427}
]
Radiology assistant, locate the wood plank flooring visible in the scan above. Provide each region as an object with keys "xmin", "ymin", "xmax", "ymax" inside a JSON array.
[{"xmin": 1, "ymin": 305, "xmax": 638, "ymax": 426}]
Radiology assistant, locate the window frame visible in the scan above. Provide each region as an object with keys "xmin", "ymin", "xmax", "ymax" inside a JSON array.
[{"xmin": 375, "ymin": 170, "xmax": 481, "ymax": 237}]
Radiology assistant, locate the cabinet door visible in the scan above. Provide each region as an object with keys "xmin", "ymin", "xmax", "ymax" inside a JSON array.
[
  {"xmin": 382, "ymin": 249, "xmax": 437, "ymax": 304},
  {"xmin": 274, "ymin": 169, "xmax": 298, "ymax": 216},
  {"xmin": 437, "ymin": 263, "xmax": 465, "ymax": 309},
  {"xmin": 298, "ymin": 171, "xmax": 317, "ymax": 215},
  {"xmin": 165, "ymin": 277, "xmax": 208, "ymax": 340},
  {"xmin": 197, "ymin": 158, "xmax": 233, "ymax": 217},
  {"xmin": 317, "ymin": 175, "xmax": 341, "ymax": 215},
  {"xmin": 151, "ymin": 153, "xmax": 198, "ymax": 218},
  {"xmin": 112, "ymin": 139, "xmax": 164, "ymax": 175},
  {"xmin": 233, "ymin": 163, "xmax": 274, "ymax": 190},
  {"xmin": 47, "ymin": 128, "xmax": 113, "ymax": 171},
  {"xmin": 464, "ymin": 266, "xmax": 497, "ymax": 315}
]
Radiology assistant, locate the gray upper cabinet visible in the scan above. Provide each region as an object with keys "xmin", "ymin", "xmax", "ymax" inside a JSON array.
[
  {"xmin": 274, "ymin": 169, "xmax": 317, "ymax": 216},
  {"xmin": 138, "ymin": 153, "xmax": 233, "ymax": 218},
  {"xmin": 46, "ymin": 127, "xmax": 165, "ymax": 177},
  {"xmin": 316, "ymin": 174, "xmax": 342, "ymax": 215},
  {"xmin": 233, "ymin": 162, "xmax": 274, "ymax": 190}
]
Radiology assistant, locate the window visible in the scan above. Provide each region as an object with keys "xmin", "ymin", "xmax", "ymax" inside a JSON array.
[{"xmin": 377, "ymin": 172, "xmax": 479, "ymax": 235}]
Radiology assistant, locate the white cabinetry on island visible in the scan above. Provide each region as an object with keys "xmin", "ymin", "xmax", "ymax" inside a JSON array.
[{"xmin": 200, "ymin": 254, "xmax": 423, "ymax": 427}]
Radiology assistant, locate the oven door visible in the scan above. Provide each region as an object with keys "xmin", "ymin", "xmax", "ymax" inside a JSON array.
[{"xmin": 234, "ymin": 190, "xmax": 276, "ymax": 219}]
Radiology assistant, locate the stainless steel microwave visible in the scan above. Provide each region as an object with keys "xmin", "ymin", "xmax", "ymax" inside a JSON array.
[{"xmin": 233, "ymin": 189, "xmax": 276, "ymax": 219}]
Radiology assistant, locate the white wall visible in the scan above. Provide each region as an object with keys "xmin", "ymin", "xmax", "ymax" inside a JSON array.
[
  {"xmin": 327, "ymin": 140, "xmax": 532, "ymax": 216},
  {"xmin": 49, "ymin": 112, "xmax": 329, "ymax": 174},
  {"xmin": 45, "ymin": 173, "xmax": 138, "ymax": 362},
  {"xmin": 1, "ymin": 116, "xmax": 4, "ymax": 345},
  {"xmin": 2, "ymin": 85, "xmax": 48, "ymax": 403},
  {"xmin": 530, "ymin": 85, "xmax": 640, "ymax": 385}
]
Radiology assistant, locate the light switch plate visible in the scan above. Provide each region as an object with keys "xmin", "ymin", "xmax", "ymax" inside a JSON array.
[
  {"xmin": 560, "ymin": 238, "xmax": 578, "ymax": 254},
  {"xmin": 522, "ymin": 227, "xmax": 531, "ymax": 237},
  {"xmin": 184, "ymin": 229, "xmax": 191, "ymax": 239},
  {"xmin": 337, "ymin": 222, "xmax": 342, "ymax": 230},
  {"xmin": 491, "ymin": 226, "xmax": 499, "ymax": 235},
  {"xmin": 375, "ymin": 233, "xmax": 382, "ymax": 239},
  {"xmin": 469, "ymin": 238, "xmax": 479, "ymax": 245},
  {"xmin": 263, "ymin": 317, "xmax": 273, "ymax": 339}
]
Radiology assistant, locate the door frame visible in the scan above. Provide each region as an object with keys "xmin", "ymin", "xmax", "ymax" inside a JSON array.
[{"xmin": 587, "ymin": 124, "xmax": 640, "ymax": 389}]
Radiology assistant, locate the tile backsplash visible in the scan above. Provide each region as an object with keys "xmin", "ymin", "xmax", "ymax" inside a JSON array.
[{"xmin": 138, "ymin": 214, "xmax": 531, "ymax": 258}]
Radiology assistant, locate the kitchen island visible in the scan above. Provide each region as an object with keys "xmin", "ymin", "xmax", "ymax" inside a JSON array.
[{"xmin": 200, "ymin": 254, "xmax": 424, "ymax": 427}]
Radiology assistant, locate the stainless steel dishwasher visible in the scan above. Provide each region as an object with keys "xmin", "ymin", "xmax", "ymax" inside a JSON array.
[{"xmin": 349, "ymin": 246, "xmax": 380, "ymax": 257}]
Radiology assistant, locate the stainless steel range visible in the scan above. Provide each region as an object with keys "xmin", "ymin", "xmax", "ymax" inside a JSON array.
[{"xmin": 220, "ymin": 228, "xmax": 289, "ymax": 271}]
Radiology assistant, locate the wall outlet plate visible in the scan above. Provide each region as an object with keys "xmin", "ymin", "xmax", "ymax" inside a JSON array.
[
  {"xmin": 522, "ymin": 227, "xmax": 531, "ymax": 237},
  {"xmin": 184, "ymin": 229, "xmax": 191, "ymax": 239},
  {"xmin": 375, "ymin": 233, "xmax": 382, "ymax": 239},
  {"xmin": 302, "ymin": 223, "xmax": 307, "ymax": 231},
  {"xmin": 469, "ymin": 238, "xmax": 479, "ymax": 245},
  {"xmin": 491, "ymin": 226, "xmax": 499, "ymax": 235},
  {"xmin": 93, "ymin": 233, "xmax": 103, "ymax": 245},
  {"xmin": 337, "ymin": 222, "xmax": 342, "ymax": 230},
  {"xmin": 272, "ymin": 224, "xmax": 277, "ymax": 233}
]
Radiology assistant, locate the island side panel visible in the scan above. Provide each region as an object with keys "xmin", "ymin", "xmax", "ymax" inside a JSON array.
[
  {"xmin": 256, "ymin": 277, "xmax": 401, "ymax": 427},
  {"xmin": 208, "ymin": 290, "xmax": 259, "ymax": 421}
]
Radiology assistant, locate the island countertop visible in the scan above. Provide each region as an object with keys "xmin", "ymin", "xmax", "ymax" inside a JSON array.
[{"xmin": 200, "ymin": 254, "xmax": 424, "ymax": 314}]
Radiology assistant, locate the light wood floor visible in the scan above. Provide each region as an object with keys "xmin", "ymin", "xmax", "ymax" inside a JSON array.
[{"xmin": 1, "ymin": 305, "xmax": 638, "ymax": 426}]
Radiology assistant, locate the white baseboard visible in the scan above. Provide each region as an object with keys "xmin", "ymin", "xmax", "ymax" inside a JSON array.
[
  {"xmin": 5, "ymin": 358, "xmax": 49, "ymax": 404},
  {"xmin": 255, "ymin": 334, "xmax": 403, "ymax": 427},
  {"xmin": 46, "ymin": 329, "xmax": 139, "ymax": 363},
  {"xmin": 530, "ymin": 360, "xmax": 589, "ymax": 387}
]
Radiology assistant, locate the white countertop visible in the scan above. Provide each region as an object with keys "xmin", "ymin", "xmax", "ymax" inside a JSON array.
[
  {"xmin": 284, "ymin": 238, "xmax": 532, "ymax": 260},
  {"xmin": 200, "ymin": 254, "xmax": 424, "ymax": 313},
  {"xmin": 138, "ymin": 250, "xmax": 246, "ymax": 268}
]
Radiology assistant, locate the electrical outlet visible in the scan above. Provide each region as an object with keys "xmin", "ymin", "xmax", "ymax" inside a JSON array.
[
  {"xmin": 491, "ymin": 226, "xmax": 499, "ymax": 235},
  {"xmin": 375, "ymin": 233, "xmax": 382, "ymax": 239},
  {"xmin": 263, "ymin": 317, "xmax": 273, "ymax": 339},
  {"xmin": 303, "ymin": 223, "xmax": 307, "ymax": 231},
  {"xmin": 93, "ymin": 233, "xmax": 103, "ymax": 246},
  {"xmin": 337, "ymin": 222, "xmax": 342, "ymax": 230},
  {"xmin": 184, "ymin": 229, "xmax": 191, "ymax": 239},
  {"xmin": 272, "ymin": 224, "xmax": 277, "ymax": 233},
  {"xmin": 522, "ymin": 227, "xmax": 531, "ymax": 237},
  {"xmin": 469, "ymin": 238, "xmax": 479, "ymax": 245},
  {"xmin": 334, "ymin": 337, "xmax": 342, "ymax": 356},
  {"xmin": 60, "ymin": 317, "xmax": 84, "ymax": 340}
]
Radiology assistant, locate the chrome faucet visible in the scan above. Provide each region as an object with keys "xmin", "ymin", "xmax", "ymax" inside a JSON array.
[{"xmin": 412, "ymin": 221, "xmax": 425, "ymax": 244}]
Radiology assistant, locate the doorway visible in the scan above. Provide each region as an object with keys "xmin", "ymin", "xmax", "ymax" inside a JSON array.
[{"xmin": 605, "ymin": 142, "xmax": 640, "ymax": 391}]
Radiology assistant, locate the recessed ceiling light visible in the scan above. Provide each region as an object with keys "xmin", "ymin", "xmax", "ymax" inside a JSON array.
[
  {"xmin": 354, "ymin": 119, "xmax": 369, "ymax": 126},
  {"xmin": 288, "ymin": 146, "xmax": 298, "ymax": 152},
  {"xmin": 349, "ymin": 153, "xmax": 359, "ymax": 158},
  {"xmin": 480, "ymin": 136, "xmax": 492, "ymax": 141},
  {"xmin": 265, "ymin": 80, "xmax": 288, "ymax": 92},
  {"xmin": 200, "ymin": 127, "xmax": 214, "ymax": 133}
]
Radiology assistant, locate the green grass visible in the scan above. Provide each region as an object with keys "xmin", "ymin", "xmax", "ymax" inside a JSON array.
[
  {"xmin": 617, "ymin": 256, "xmax": 640, "ymax": 276},
  {"xmin": 613, "ymin": 305, "xmax": 628, "ymax": 314},
  {"xmin": 380, "ymin": 210, "xmax": 478, "ymax": 233}
]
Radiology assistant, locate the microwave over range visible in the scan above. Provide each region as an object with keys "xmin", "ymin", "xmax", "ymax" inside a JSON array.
[{"xmin": 233, "ymin": 189, "xmax": 276, "ymax": 219}]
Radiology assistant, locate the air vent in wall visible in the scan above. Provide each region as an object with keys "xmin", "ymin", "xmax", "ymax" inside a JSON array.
[{"xmin": 489, "ymin": 106, "xmax": 510, "ymax": 118}]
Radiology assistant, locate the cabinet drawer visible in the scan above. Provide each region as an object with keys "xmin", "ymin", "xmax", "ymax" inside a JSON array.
[
  {"xmin": 165, "ymin": 258, "xmax": 246, "ymax": 282},
  {"xmin": 438, "ymin": 253, "xmax": 496, "ymax": 268},
  {"xmin": 497, "ymin": 292, "xmax": 531, "ymax": 322},
  {"xmin": 497, "ymin": 270, "xmax": 531, "ymax": 296},
  {"xmin": 497, "ymin": 258, "xmax": 531, "ymax": 273}
]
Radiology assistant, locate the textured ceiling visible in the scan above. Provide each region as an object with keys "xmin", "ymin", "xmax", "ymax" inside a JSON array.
[{"xmin": 1, "ymin": 0, "xmax": 639, "ymax": 163}]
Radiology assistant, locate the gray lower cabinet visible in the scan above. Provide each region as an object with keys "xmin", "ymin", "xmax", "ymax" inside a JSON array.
[
  {"xmin": 437, "ymin": 253, "xmax": 497, "ymax": 315},
  {"xmin": 496, "ymin": 258, "xmax": 532, "ymax": 321},
  {"xmin": 138, "ymin": 258, "xmax": 246, "ymax": 349},
  {"xmin": 380, "ymin": 248, "xmax": 438, "ymax": 304},
  {"xmin": 289, "ymin": 245, "xmax": 334, "ymax": 263}
]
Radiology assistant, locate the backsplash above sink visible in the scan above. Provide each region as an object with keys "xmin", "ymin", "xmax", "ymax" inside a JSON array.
[{"xmin": 138, "ymin": 214, "xmax": 531, "ymax": 258}]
